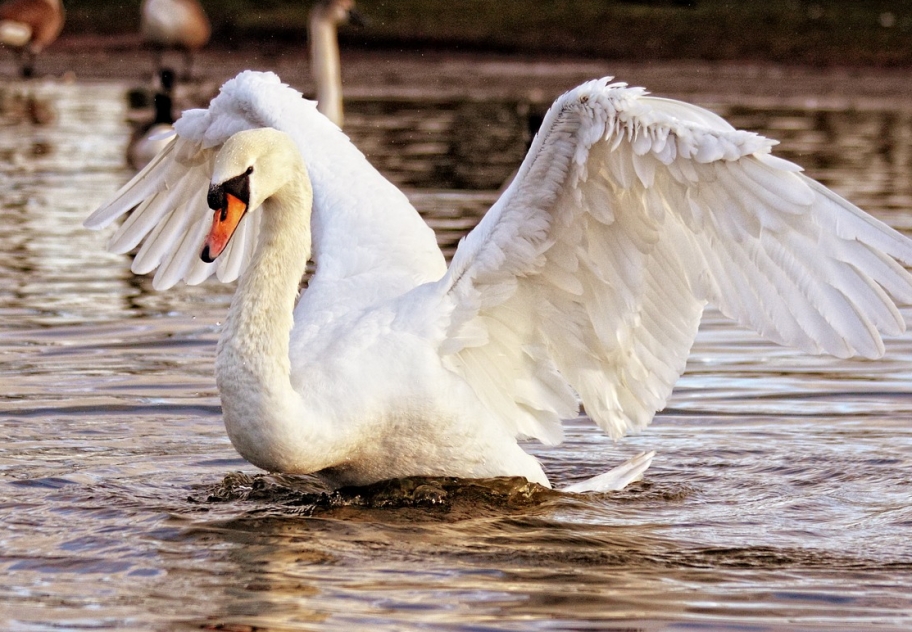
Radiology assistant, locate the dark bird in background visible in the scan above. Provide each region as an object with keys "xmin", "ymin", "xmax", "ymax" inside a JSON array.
[
  {"xmin": 0, "ymin": 0, "xmax": 64, "ymax": 78},
  {"xmin": 128, "ymin": 68, "xmax": 177, "ymax": 170}
]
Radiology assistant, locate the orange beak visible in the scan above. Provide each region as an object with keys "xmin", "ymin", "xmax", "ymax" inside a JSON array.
[{"xmin": 201, "ymin": 192, "xmax": 247, "ymax": 263}]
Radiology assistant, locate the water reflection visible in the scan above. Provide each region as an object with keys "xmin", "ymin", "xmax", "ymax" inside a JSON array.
[
  {"xmin": 176, "ymin": 485, "xmax": 911, "ymax": 630},
  {"xmin": 0, "ymin": 85, "xmax": 57, "ymax": 126},
  {"xmin": 1, "ymin": 79, "xmax": 911, "ymax": 631},
  {"xmin": 347, "ymin": 98, "xmax": 534, "ymax": 190},
  {"xmin": 345, "ymin": 97, "xmax": 912, "ymax": 222},
  {"xmin": 179, "ymin": 492, "xmax": 689, "ymax": 630},
  {"xmin": 0, "ymin": 80, "xmax": 134, "ymax": 325}
]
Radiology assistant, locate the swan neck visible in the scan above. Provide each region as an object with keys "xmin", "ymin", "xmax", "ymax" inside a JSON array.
[
  {"xmin": 223, "ymin": 179, "xmax": 311, "ymax": 370},
  {"xmin": 216, "ymin": 173, "xmax": 316, "ymax": 473}
]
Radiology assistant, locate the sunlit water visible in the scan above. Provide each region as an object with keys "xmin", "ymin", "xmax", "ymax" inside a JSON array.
[{"xmin": 1, "ymin": 77, "xmax": 911, "ymax": 631}]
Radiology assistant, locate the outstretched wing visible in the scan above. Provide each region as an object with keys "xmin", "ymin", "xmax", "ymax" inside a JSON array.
[
  {"xmin": 84, "ymin": 77, "xmax": 270, "ymax": 289},
  {"xmin": 86, "ymin": 71, "xmax": 444, "ymax": 292},
  {"xmin": 439, "ymin": 77, "xmax": 912, "ymax": 444}
]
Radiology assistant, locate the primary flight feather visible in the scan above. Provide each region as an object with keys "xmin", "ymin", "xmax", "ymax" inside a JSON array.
[{"xmin": 86, "ymin": 71, "xmax": 912, "ymax": 492}]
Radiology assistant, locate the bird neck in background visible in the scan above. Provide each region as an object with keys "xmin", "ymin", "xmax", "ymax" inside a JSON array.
[
  {"xmin": 152, "ymin": 93, "xmax": 174, "ymax": 125},
  {"xmin": 309, "ymin": 15, "xmax": 343, "ymax": 126}
]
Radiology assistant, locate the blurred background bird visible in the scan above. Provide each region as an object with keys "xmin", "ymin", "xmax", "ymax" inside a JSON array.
[
  {"xmin": 0, "ymin": 0, "xmax": 64, "ymax": 78},
  {"xmin": 140, "ymin": 0, "xmax": 210, "ymax": 81},
  {"xmin": 309, "ymin": 0, "xmax": 363, "ymax": 127},
  {"xmin": 127, "ymin": 67, "xmax": 176, "ymax": 170}
]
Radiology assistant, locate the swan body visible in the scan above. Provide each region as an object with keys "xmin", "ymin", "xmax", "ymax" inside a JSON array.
[
  {"xmin": 0, "ymin": 0, "xmax": 63, "ymax": 77},
  {"xmin": 309, "ymin": 0, "xmax": 361, "ymax": 127},
  {"xmin": 86, "ymin": 71, "xmax": 912, "ymax": 492}
]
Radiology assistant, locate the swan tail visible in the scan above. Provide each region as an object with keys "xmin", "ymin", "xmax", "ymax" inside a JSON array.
[{"xmin": 562, "ymin": 450, "xmax": 655, "ymax": 493}]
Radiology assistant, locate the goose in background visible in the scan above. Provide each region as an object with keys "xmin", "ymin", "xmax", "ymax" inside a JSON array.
[
  {"xmin": 127, "ymin": 68, "xmax": 176, "ymax": 170},
  {"xmin": 309, "ymin": 0, "xmax": 363, "ymax": 127},
  {"xmin": 0, "ymin": 0, "xmax": 64, "ymax": 78},
  {"xmin": 140, "ymin": 0, "xmax": 210, "ymax": 80},
  {"xmin": 86, "ymin": 71, "xmax": 912, "ymax": 493}
]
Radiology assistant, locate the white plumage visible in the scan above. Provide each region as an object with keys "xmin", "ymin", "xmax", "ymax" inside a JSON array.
[{"xmin": 85, "ymin": 71, "xmax": 912, "ymax": 492}]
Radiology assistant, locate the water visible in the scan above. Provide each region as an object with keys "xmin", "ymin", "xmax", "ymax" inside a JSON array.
[{"xmin": 1, "ymin": 75, "xmax": 912, "ymax": 631}]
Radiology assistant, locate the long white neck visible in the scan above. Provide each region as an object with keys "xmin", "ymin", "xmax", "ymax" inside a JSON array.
[
  {"xmin": 309, "ymin": 10, "xmax": 343, "ymax": 127},
  {"xmin": 215, "ymin": 174, "xmax": 339, "ymax": 473}
]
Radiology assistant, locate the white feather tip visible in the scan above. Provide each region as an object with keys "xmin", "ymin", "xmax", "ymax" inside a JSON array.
[{"xmin": 562, "ymin": 451, "xmax": 656, "ymax": 493}]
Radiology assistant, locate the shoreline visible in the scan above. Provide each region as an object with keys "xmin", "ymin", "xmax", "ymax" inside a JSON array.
[{"xmin": 4, "ymin": 38, "xmax": 912, "ymax": 111}]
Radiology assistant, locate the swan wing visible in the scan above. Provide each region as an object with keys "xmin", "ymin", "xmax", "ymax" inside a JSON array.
[
  {"xmin": 86, "ymin": 71, "xmax": 444, "ymax": 292},
  {"xmin": 83, "ymin": 74, "xmax": 286, "ymax": 289},
  {"xmin": 84, "ymin": 133, "xmax": 231, "ymax": 289},
  {"xmin": 439, "ymin": 77, "xmax": 912, "ymax": 443}
]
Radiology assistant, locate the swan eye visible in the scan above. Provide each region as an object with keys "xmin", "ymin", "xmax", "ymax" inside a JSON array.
[{"xmin": 208, "ymin": 168, "xmax": 252, "ymax": 211}]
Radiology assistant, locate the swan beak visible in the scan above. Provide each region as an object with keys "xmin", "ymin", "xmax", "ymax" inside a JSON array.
[{"xmin": 201, "ymin": 192, "xmax": 247, "ymax": 263}]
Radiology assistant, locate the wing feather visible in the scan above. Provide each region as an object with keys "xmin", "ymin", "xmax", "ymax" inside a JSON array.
[
  {"xmin": 154, "ymin": 212, "xmax": 211, "ymax": 289},
  {"xmin": 132, "ymin": 206, "xmax": 179, "ymax": 274},
  {"xmin": 437, "ymin": 77, "xmax": 912, "ymax": 441},
  {"xmin": 86, "ymin": 117, "xmax": 254, "ymax": 290},
  {"xmin": 108, "ymin": 194, "xmax": 164, "ymax": 254},
  {"xmin": 84, "ymin": 141, "xmax": 179, "ymax": 231},
  {"xmin": 87, "ymin": 71, "xmax": 446, "ymax": 294}
]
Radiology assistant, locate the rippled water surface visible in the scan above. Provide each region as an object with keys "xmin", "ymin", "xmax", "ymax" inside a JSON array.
[{"xmin": 1, "ymin": 77, "xmax": 912, "ymax": 631}]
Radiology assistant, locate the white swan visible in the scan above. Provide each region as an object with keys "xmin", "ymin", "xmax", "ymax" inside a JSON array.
[
  {"xmin": 0, "ymin": 0, "xmax": 64, "ymax": 78},
  {"xmin": 140, "ymin": 0, "xmax": 210, "ymax": 80},
  {"xmin": 85, "ymin": 71, "xmax": 912, "ymax": 492},
  {"xmin": 309, "ymin": 0, "xmax": 362, "ymax": 127}
]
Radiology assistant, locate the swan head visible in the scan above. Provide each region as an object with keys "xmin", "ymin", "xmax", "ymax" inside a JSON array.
[
  {"xmin": 313, "ymin": 0, "xmax": 365, "ymax": 27},
  {"xmin": 202, "ymin": 127, "xmax": 302, "ymax": 263}
]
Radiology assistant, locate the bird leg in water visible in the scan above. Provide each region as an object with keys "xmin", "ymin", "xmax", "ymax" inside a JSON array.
[{"xmin": 20, "ymin": 48, "xmax": 34, "ymax": 78}]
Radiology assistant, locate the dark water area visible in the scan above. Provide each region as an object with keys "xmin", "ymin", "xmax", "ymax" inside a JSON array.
[{"xmin": 0, "ymin": 77, "xmax": 911, "ymax": 630}]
